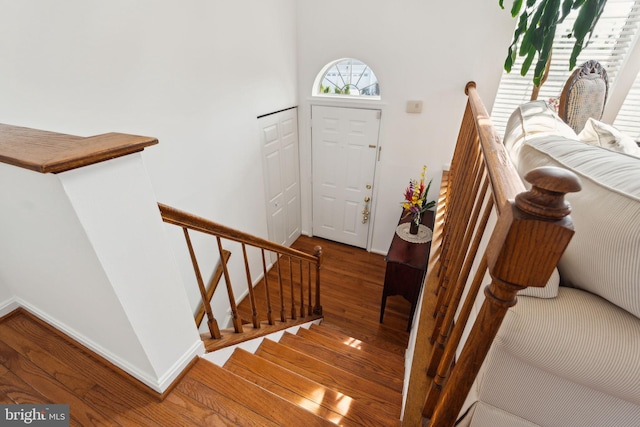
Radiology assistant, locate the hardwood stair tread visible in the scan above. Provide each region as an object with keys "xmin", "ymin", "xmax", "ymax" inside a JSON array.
[
  {"xmin": 299, "ymin": 326, "xmax": 405, "ymax": 374},
  {"xmin": 315, "ymin": 322, "xmax": 408, "ymax": 356},
  {"xmin": 175, "ymin": 375, "xmax": 280, "ymax": 427},
  {"xmin": 224, "ymin": 348, "xmax": 400, "ymax": 426},
  {"xmin": 223, "ymin": 349, "xmax": 351, "ymax": 425},
  {"xmin": 310, "ymin": 323, "xmax": 407, "ymax": 360},
  {"xmin": 188, "ymin": 358, "xmax": 335, "ymax": 426},
  {"xmin": 279, "ymin": 332, "xmax": 404, "ymax": 393},
  {"xmin": 255, "ymin": 338, "xmax": 402, "ymax": 418},
  {"xmin": 163, "ymin": 389, "xmax": 258, "ymax": 427}
]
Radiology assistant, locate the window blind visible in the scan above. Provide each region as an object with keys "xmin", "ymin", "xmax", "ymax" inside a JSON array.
[
  {"xmin": 613, "ymin": 70, "xmax": 640, "ymax": 141},
  {"xmin": 491, "ymin": 0, "xmax": 640, "ymax": 136}
]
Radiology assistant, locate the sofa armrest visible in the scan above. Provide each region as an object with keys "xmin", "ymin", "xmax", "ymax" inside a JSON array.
[{"xmin": 495, "ymin": 287, "xmax": 640, "ymax": 405}]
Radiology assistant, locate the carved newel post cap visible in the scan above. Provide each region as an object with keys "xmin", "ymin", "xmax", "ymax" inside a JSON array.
[
  {"xmin": 515, "ymin": 166, "xmax": 582, "ymax": 219},
  {"xmin": 465, "ymin": 81, "xmax": 477, "ymax": 95}
]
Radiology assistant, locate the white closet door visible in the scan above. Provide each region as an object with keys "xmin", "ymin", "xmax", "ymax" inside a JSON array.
[{"xmin": 259, "ymin": 108, "xmax": 301, "ymax": 249}]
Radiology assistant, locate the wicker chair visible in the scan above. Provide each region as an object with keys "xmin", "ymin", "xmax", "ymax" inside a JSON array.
[{"xmin": 558, "ymin": 60, "xmax": 609, "ymax": 133}]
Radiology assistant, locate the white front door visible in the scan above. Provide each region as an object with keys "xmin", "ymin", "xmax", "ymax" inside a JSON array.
[
  {"xmin": 311, "ymin": 106, "xmax": 380, "ymax": 249},
  {"xmin": 259, "ymin": 108, "xmax": 301, "ymax": 249}
]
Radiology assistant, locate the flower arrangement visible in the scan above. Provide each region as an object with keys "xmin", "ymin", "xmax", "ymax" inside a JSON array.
[{"xmin": 402, "ymin": 165, "xmax": 435, "ymax": 230}]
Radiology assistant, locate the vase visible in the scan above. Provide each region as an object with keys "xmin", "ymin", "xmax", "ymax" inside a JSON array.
[{"xmin": 409, "ymin": 218, "xmax": 419, "ymax": 235}]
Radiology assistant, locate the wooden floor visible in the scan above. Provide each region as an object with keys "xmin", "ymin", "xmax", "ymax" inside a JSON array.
[
  {"xmin": 0, "ymin": 236, "xmax": 414, "ymax": 425},
  {"xmin": 285, "ymin": 235, "xmax": 412, "ymax": 353}
]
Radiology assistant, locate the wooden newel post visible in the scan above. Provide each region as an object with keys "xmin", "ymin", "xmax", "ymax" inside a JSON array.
[
  {"xmin": 313, "ymin": 246, "xmax": 323, "ymax": 315},
  {"xmin": 429, "ymin": 166, "xmax": 581, "ymax": 426}
]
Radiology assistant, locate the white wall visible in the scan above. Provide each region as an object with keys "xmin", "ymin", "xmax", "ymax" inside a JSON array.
[
  {"xmin": 0, "ymin": 1, "xmax": 299, "ymax": 325},
  {"xmin": 0, "ymin": 1, "xmax": 519, "ymax": 346},
  {"xmin": 297, "ymin": 0, "xmax": 515, "ymax": 254},
  {"xmin": 0, "ymin": 155, "xmax": 204, "ymax": 392},
  {"xmin": 0, "ymin": 273, "xmax": 16, "ymax": 317},
  {"xmin": 60, "ymin": 154, "xmax": 204, "ymax": 391}
]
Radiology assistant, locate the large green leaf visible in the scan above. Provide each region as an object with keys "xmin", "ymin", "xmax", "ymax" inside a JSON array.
[
  {"xmin": 521, "ymin": 45, "xmax": 537, "ymax": 76},
  {"xmin": 534, "ymin": 23, "xmax": 556, "ymax": 86},
  {"xmin": 511, "ymin": 0, "xmax": 524, "ymax": 17},
  {"xmin": 500, "ymin": 0, "xmax": 608, "ymax": 86},
  {"xmin": 505, "ymin": 45, "xmax": 515, "ymax": 72}
]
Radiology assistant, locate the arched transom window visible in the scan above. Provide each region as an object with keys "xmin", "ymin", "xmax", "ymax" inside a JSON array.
[{"xmin": 315, "ymin": 58, "xmax": 380, "ymax": 97}]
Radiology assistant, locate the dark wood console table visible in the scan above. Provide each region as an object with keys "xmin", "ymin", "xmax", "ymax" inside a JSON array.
[{"xmin": 380, "ymin": 209, "xmax": 434, "ymax": 331}]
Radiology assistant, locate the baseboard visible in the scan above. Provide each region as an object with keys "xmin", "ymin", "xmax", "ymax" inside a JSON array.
[
  {"xmin": 0, "ymin": 297, "xmax": 19, "ymax": 319},
  {"xmin": 156, "ymin": 340, "xmax": 205, "ymax": 394},
  {"xmin": 14, "ymin": 298, "xmax": 204, "ymax": 395},
  {"xmin": 370, "ymin": 247, "xmax": 388, "ymax": 257}
]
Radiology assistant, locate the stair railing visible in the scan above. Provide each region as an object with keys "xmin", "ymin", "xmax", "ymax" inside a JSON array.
[
  {"xmin": 158, "ymin": 203, "xmax": 322, "ymax": 343},
  {"xmin": 401, "ymin": 82, "xmax": 580, "ymax": 426}
]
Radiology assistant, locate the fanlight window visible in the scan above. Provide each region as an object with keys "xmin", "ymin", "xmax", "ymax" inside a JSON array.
[{"xmin": 316, "ymin": 58, "xmax": 380, "ymax": 97}]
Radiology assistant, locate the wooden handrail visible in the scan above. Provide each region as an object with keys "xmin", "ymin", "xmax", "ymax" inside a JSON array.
[
  {"xmin": 401, "ymin": 82, "xmax": 581, "ymax": 426},
  {"xmin": 158, "ymin": 203, "xmax": 322, "ymax": 342},
  {"xmin": 158, "ymin": 203, "xmax": 317, "ymax": 263},
  {"xmin": 464, "ymin": 82, "xmax": 526, "ymax": 213}
]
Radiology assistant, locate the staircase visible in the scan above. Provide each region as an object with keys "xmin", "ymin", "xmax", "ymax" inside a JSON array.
[{"xmin": 188, "ymin": 323, "xmax": 404, "ymax": 426}]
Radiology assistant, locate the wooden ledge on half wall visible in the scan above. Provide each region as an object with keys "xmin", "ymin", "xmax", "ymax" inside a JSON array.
[{"xmin": 0, "ymin": 123, "xmax": 158, "ymax": 174}]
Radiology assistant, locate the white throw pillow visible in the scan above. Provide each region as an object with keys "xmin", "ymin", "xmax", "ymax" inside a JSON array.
[
  {"xmin": 577, "ymin": 118, "xmax": 640, "ymax": 157},
  {"xmin": 515, "ymin": 135, "xmax": 640, "ymax": 318},
  {"xmin": 504, "ymin": 100, "xmax": 579, "ymax": 168}
]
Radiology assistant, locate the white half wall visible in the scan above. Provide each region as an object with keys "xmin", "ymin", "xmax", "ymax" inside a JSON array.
[
  {"xmin": 59, "ymin": 153, "xmax": 205, "ymax": 391},
  {"xmin": 0, "ymin": 153, "xmax": 203, "ymax": 393}
]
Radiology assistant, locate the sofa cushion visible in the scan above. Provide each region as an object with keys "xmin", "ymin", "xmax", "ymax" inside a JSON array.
[
  {"xmin": 577, "ymin": 118, "xmax": 640, "ymax": 157},
  {"xmin": 494, "ymin": 288, "xmax": 640, "ymax": 407},
  {"xmin": 518, "ymin": 267, "xmax": 559, "ymax": 299},
  {"xmin": 514, "ymin": 134, "xmax": 640, "ymax": 317},
  {"xmin": 474, "ymin": 287, "xmax": 640, "ymax": 427},
  {"xmin": 458, "ymin": 402, "xmax": 541, "ymax": 427},
  {"xmin": 503, "ymin": 100, "xmax": 578, "ymax": 164}
]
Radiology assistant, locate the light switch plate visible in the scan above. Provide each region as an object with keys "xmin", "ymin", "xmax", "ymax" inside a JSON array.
[{"xmin": 406, "ymin": 100, "xmax": 423, "ymax": 113}]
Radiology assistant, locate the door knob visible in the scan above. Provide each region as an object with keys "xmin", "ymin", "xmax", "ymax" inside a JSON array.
[{"xmin": 362, "ymin": 196, "xmax": 371, "ymax": 223}]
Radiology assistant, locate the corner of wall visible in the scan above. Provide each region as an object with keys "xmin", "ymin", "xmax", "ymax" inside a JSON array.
[{"xmin": 0, "ymin": 296, "xmax": 19, "ymax": 319}]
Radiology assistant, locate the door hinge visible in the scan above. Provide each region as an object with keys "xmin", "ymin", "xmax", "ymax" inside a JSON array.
[{"xmin": 377, "ymin": 111, "xmax": 382, "ymax": 120}]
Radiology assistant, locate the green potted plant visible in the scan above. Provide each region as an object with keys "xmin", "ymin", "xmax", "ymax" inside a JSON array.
[{"xmin": 500, "ymin": 0, "xmax": 608, "ymax": 86}]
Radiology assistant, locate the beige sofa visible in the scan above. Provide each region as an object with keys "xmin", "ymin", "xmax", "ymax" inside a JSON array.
[{"xmin": 458, "ymin": 101, "xmax": 640, "ymax": 427}]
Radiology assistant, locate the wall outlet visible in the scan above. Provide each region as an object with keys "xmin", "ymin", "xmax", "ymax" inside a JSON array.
[{"xmin": 406, "ymin": 100, "xmax": 423, "ymax": 113}]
